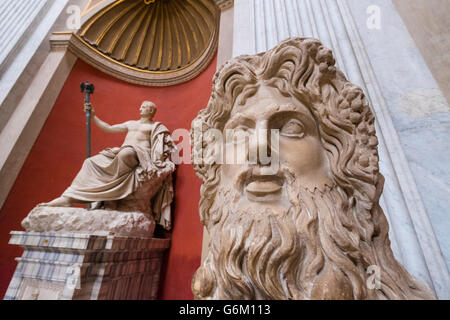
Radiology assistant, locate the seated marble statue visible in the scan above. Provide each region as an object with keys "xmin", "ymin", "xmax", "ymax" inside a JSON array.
[{"xmin": 41, "ymin": 101, "xmax": 176, "ymax": 230}]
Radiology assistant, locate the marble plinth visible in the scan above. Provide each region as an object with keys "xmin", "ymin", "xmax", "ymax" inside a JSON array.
[{"xmin": 4, "ymin": 231, "xmax": 170, "ymax": 300}]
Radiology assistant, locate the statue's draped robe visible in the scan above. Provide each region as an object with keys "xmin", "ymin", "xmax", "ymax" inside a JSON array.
[{"xmin": 62, "ymin": 122, "xmax": 175, "ymax": 230}]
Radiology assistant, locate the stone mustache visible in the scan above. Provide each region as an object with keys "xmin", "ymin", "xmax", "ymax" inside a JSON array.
[
  {"xmin": 24, "ymin": 101, "xmax": 176, "ymax": 234},
  {"xmin": 190, "ymin": 37, "xmax": 435, "ymax": 300}
]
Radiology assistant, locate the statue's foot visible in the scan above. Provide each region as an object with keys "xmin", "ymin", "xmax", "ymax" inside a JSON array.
[{"xmin": 39, "ymin": 197, "xmax": 74, "ymax": 208}]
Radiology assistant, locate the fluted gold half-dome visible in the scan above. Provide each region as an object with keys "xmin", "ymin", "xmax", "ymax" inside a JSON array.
[{"xmin": 78, "ymin": 0, "xmax": 219, "ymax": 73}]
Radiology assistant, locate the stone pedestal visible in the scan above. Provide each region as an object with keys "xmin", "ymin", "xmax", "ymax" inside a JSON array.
[{"xmin": 4, "ymin": 231, "xmax": 170, "ymax": 300}]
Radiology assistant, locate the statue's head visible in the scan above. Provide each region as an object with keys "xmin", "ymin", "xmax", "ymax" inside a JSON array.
[
  {"xmin": 190, "ymin": 38, "xmax": 434, "ymax": 300},
  {"xmin": 140, "ymin": 101, "xmax": 157, "ymax": 119}
]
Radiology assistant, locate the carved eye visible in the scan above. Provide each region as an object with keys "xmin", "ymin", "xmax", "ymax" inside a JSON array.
[{"xmin": 280, "ymin": 119, "xmax": 305, "ymax": 138}]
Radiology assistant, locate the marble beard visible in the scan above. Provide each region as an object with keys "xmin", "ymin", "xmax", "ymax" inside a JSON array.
[{"xmin": 191, "ymin": 38, "xmax": 435, "ymax": 300}]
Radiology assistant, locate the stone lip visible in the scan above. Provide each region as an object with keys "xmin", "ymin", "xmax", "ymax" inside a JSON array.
[{"xmin": 21, "ymin": 206, "xmax": 155, "ymax": 238}]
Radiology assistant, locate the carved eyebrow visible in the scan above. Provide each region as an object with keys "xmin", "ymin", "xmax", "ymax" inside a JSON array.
[
  {"xmin": 226, "ymin": 103, "xmax": 313, "ymax": 129},
  {"xmin": 269, "ymin": 106, "xmax": 311, "ymax": 120},
  {"xmin": 269, "ymin": 110, "xmax": 316, "ymax": 131},
  {"xmin": 263, "ymin": 103, "xmax": 312, "ymax": 119},
  {"xmin": 224, "ymin": 115, "xmax": 255, "ymax": 129},
  {"xmin": 276, "ymin": 103, "xmax": 297, "ymax": 111},
  {"xmin": 275, "ymin": 103, "xmax": 309, "ymax": 113}
]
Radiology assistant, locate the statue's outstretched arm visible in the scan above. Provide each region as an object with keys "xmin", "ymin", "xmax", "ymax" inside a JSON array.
[
  {"xmin": 86, "ymin": 104, "xmax": 128, "ymax": 133},
  {"xmin": 94, "ymin": 117, "xmax": 128, "ymax": 133}
]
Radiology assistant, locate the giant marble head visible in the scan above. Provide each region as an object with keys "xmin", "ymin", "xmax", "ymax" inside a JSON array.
[{"xmin": 190, "ymin": 38, "xmax": 434, "ymax": 300}]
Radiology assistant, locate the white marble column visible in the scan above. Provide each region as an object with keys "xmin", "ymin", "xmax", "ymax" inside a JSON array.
[
  {"xmin": 233, "ymin": 0, "xmax": 450, "ymax": 299},
  {"xmin": 0, "ymin": 0, "xmax": 70, "ymax": 129},
  {"xmin": 0, "ymin": 0, "xmax": 72, "ymax": 210},
  {"xmin": 0, "ymin": 0, "xmax": 49, "ymax": 67}
]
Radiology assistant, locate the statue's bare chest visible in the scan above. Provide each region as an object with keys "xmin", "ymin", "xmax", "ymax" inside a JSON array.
[{"xmin": 128, "ymin": 122, "xmax": 155, "ymax": 136}]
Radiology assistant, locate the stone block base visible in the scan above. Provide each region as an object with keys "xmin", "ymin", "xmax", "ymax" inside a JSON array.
[{"xmin": 4, "ymin": 231, "xmax": 170, "ymax": 300}]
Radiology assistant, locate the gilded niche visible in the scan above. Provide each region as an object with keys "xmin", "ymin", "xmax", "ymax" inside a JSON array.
[
  {"xmin": 78, "ymin": 0, "xmax": 219, "ymax": 72},
  {"xmin": 190, "ymin": 38, "xmax": 436, "ymax": 300}
]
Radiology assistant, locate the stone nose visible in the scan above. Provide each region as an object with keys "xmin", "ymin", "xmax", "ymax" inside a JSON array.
[{"xmin": 249, "ymin": 120, "xmax": 271, "ymax": 166}]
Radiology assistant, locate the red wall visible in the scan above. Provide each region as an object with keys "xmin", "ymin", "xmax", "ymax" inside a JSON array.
[{"xmin": 0, "ymin": 57, "xmax": 217, "ymax": 299}]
